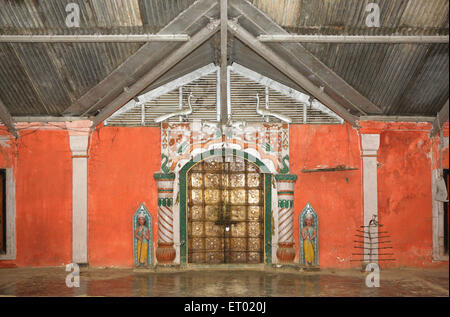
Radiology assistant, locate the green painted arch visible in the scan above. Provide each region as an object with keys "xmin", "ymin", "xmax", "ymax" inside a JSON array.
[
  {"xmin": 179, "ymin": 148, "xmax": 272, "ymax": 175},
  {"xmin": 178, "ymin": 148, "xmax": 273, "ymax": 265}
]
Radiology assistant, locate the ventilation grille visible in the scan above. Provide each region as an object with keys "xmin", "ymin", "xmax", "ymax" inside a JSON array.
[
  {"xmin": 230, "ymin": 72, "xmax": 342, "ymax": 124},
  {"xmin": 106, "ymin": 67, "xmax": 343, "ymax": 127},
  {"xmin": 106, "ymin": 73, "xmax": 217, "ymax": 126}
]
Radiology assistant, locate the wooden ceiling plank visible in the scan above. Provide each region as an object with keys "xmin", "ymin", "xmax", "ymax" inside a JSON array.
[
  {"xmin": 430, "ymin": 99, "xmax": 449, "ymax": 137},
  {"xmin": 227, "ymin": 20, "xmax": 358, "ymax": 126},
  {"xmin": 91, "ymin": 20, "xmax": 221, "ymax": 127},
  {"xmin": 63, "ymin": 0, "xmax": 218, "ymax": 116},
  {"xmin": 229, "ymin": 0, "xmax": 383, "ymax": 115}
]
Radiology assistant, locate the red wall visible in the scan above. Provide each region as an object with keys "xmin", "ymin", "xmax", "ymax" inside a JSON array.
[
  {"xmin": 290, "ymin": 122, "xmax": 449, "ymax": 268},
  {"xmin": 290, "ymin": 124, "xmax": 363, "ymax": 268},
  {"xmin": 0, "ymin": 129, "xmax": 72, "ymax": 268},
  {"xmin": 0, "ymin": 121, "xmax": 448, "ymax": 269},
  {"xmin": 377, "ymin": 129, "xmax": 432, "ymax": 267},
  {"xmin": 377, "ymin": 124, "xmax": 448, "ymax": 268},
  {"xmin": 87, "ymin": 125, "xmax": 160, "ymax": 267}
]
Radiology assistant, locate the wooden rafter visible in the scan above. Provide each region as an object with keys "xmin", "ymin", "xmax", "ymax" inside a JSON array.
[
  {"xmin": 91, "ymin": 20, "xmax": 221, "ymax": 127},
  {"xmin": 227, "ymin": 20, "xmax": 359, "ymax": 126},
  {"xmin": 0, "ymin": 98, "xmax": 18, "ymax": 138},
  {"xmin": 138, "ymin": 39, "xmax": 216, "ymax": 97},
  {"xmin": 63, "ymin": 0, "xmax": 218, "ymax": 116},
  {"xmin": 229, "ymin": 0, "xmax": 382, "ymax": 116}
]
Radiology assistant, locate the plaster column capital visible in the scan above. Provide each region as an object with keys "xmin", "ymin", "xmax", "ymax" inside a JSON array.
[
  {"xmin": 66, "ymin": 121, "xmax": 92, "ymax": 156},
  {"xmin": 361, "ymin": 133, "xmax": 380, "ymax": 156}
]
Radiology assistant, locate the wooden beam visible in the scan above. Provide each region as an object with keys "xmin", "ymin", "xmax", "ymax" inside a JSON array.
[
  {"xmin": 219, "ymin": 0, "xmax": 228, "ymax": 124},
  {"xmin": 430, "ymin": 99, "xmax": 449, "ymax": 137},
  {"xmin": 0, "ymin": 34, "xmax": 190, "ymax": 43},
  {"xmin": 139, "ymin": 38, "xmax": 216, "ymax": 96},
  {"xmin": 232, "ymin": 38, "xmax": 306, "ymax": 94},
  {"xmin": 229, "ymin": 0, "xmax": 382, "ymax": 115},
  {"xmin": 91, "ymin": 20, "xmax": 220, "ymax": 127},
  {"xmin": 227, "ymin": 20, "xmax": 358, "ymax": 126},
  {"xmin": 0, "ymin": 98, "xmax": 18, "ymax": 138},
  {"xmin": 258, "ymin": 34, "xmax": 449, "ymax": 44},
  {"xmin": 360, "ymin": 115, "xmax": 435, "ymax": 123},
  {"xmin": 63, "ymin": 0, "xmax": 218, "ymax": 116},
  {"xmin": 13, "ymin": 116, "xmax": 88, "ymax": 122}
]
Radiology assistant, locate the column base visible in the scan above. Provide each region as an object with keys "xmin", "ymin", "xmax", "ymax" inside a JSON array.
[
  {"xmin": 276, "ymin": 242, "xmax": 296, "ymax": 263},
  {"xmin": 156, "ymin": 242, "xmax": 176, "ymax": 264}
]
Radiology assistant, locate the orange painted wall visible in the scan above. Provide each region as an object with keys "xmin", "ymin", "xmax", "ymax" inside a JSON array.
[
  {"xmin": 0, "ymin": 121, "xmax": 447, "ymax": 269},
  {"xmin": 87, "ymin": 125, "xmax": 160, "ymax": 267},
  {"xmin": 0, "ymin": 129, "xmax": 72, "ymax": 268},
  {"xmin": 377, "ymin": 123, "xmax": 449, "ymax": 268},
  {"xmin": 377, "ymin": 129, "xmax": 432, "ymax": 267},
  {"xmin": 290, "ymin": 122, "xmax": 449, "ymax": 268},
  {"xmin": 290, "ymin": 124, "xmax": 363, "ymax": 268}
]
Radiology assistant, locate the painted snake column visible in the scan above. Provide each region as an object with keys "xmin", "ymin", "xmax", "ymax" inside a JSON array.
[
  {"xmin": 275, "ymin": 174, "xmax": 298, "ymax": 263},
  {"xmin": 154, "ymin": 172, "xmax": 176, "ymax": 264}
]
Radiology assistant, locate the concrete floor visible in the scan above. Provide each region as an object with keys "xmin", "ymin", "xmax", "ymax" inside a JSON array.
[{"xmin": 0, "ymin": 266, "xmax": 448, "ymax": 297}]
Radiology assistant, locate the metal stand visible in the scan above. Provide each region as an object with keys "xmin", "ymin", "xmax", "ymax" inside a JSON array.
[{"xmin": 351, "ymin": 215, "xmax": 395, "ymax": 268}]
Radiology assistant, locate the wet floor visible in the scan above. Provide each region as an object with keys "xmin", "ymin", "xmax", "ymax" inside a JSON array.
[{"xmin": 0, "ymin": 266, "xmax": 448, "ymax": 297}]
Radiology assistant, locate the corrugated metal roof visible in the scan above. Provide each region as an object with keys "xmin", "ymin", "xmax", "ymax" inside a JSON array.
[
  {"xmin": 250, "ymin": 0, "xmax": 449, "ymax": 35},
  {"xmin": 0, "ymin": 0, "xmax": 196, "ymax": 34},
  {"xmin": 0, "ymin": 41, "xmax": 142, "ymax": 115},
  {"xmin": 249, "ymin": 0, "xmax": 449, "ymax": 116},
  {"xmin": 300, "ymin": 42, "xmax": 449, "ymax": 115},
  {"xmin": 0, "ymin": 0, "xmax": 448, "ymax": 119},
  {"xmin": 0, "ymin": 0, "xmax": 195, "ymax": 116}
]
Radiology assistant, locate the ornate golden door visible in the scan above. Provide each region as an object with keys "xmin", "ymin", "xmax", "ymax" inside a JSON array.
[{"xmin": 187, "ymin": 156, "xmax": 264, "ymax": 264}]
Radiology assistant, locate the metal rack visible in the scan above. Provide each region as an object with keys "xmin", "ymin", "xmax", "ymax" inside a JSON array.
[{"xmin": 351, "ymin": 215, "xmax": 395, "ymax": 266}]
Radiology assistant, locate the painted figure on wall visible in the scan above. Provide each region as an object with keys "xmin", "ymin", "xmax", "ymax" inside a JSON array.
[
  {"xmin": 299, "ymin": 203, "xmax": 319, "ymax": 267},
  {"xmin": 133, "ymin": 203, "xmax": 153, "ymax": 267},
  {"xmin": 302, "ymin": 213, "xmax": 316, "ymax": 264}
]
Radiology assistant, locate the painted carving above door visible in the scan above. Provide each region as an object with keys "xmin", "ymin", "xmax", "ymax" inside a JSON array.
[{"xmin": 160, "ymin": 121, "xmax": 290, "ymax": 175}]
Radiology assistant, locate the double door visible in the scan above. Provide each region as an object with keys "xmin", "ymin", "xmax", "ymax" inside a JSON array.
[{"xmin": 187, "ymin": 156, "xmax": 264, "ymax": 264}]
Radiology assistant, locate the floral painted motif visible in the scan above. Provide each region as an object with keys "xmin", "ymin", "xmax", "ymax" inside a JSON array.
[{"xmin": 160, "ymin": 121, "xmax": 290, "ymax": 174}]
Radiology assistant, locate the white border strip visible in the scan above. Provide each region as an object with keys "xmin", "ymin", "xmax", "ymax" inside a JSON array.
[
  {"xmin": 230, "ymin": 62, "xmax": 344, "ymax": 123},
  {"xmin": 0, "ymin": 168, "xmax": 16, "ymax": 260}
]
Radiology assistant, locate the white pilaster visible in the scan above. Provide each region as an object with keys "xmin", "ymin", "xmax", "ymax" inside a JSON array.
[
  {"xmin": 67, "ymin": 121, "xmax": 91, "ymax": 264},
  {"xmin": 431, "ymin": 135, "xmax": 449, "ymax": 261},
  {"xmin": 361, "ymin": 133, "xmax": 380, "ymax": 263}
]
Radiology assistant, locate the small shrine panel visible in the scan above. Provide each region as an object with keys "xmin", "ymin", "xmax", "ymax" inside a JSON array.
[
  {"xmin": 133, "ymin": 203, "xmax": 153, "ymax": 267},
  {"xmin": 299, "ymin": 203, "xmax": 319, "ymax": 267}
]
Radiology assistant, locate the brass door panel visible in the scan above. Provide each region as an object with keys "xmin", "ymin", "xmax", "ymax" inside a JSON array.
[{"xmin": 187, "ymin": 156, "xmax": 264, "ymax": 264}]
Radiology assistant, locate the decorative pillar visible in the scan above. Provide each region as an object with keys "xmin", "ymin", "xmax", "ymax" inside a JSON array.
[
  {"xmin": 66, "ymin": 120, "xmax": 92, "ymax": 264},
  {"xmin": 154, "ymin": 172, "xmax": 176, "ymax": 264},
  {"xmin": 361, "ymin": 133, "xmax": 380, "ymax": 263},
  {"xmin": 275, "ymin": 174, "xmax": 298, "ymax": 263}
]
